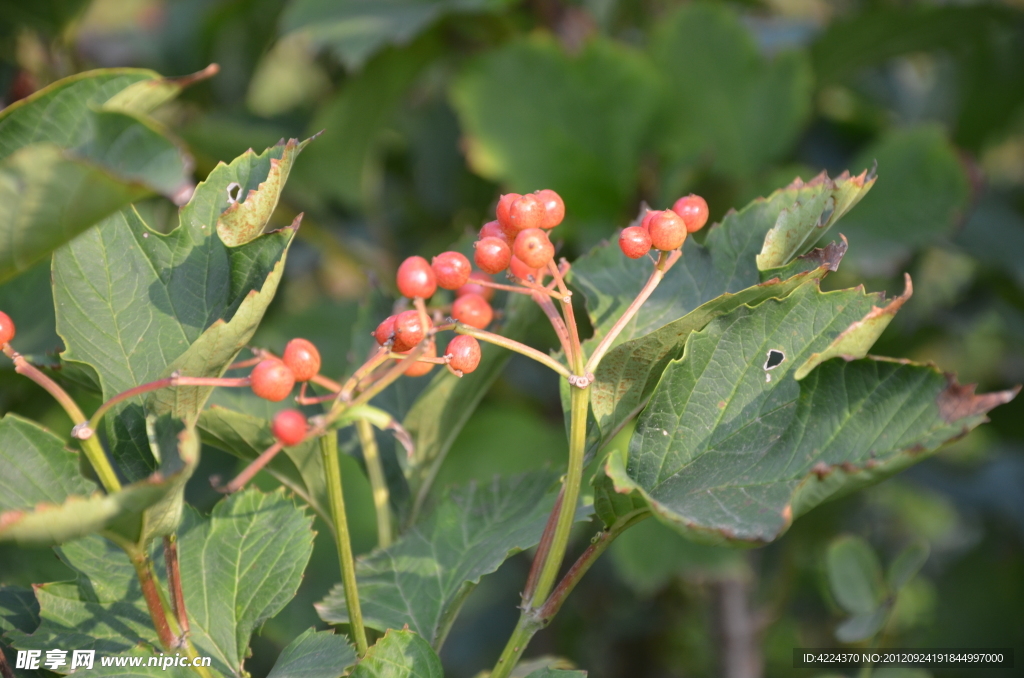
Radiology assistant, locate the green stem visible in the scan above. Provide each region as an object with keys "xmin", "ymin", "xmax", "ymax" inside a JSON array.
[
  {"xmin": 320, "ymin": 433, "xmax": 369, "ymax": 656},
  {"xmin": 357, "ymin": 418, "xmax": 392, "ymax": 548},
  {"xmin": 452, "ymin": 323, "xmax": 571, "ymax": 379}
]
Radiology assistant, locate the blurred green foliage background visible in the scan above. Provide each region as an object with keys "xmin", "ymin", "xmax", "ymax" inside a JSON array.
[{"xmin": 1, "ymin": 0, "xmax": 1023, "ymax": 676}]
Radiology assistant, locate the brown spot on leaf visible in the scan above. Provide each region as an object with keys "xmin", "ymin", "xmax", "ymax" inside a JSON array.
[
  {"xmin": 937, "ymin": 376, "xmax": 1020, "ymax": 424},
  {"xmin": 796, "ymin": 234, "xmax": 848, "ymax": 272},
  {"xmin": 0, "ymin": 510, "xmax": 24, "ymax": 530},
  {"xmin": 781, "ymin": 505, "xmax": 793, "ymax": 524},
  {"xmin": 811, "ymin": 462, "xmax": 831, "ymax": 479}
]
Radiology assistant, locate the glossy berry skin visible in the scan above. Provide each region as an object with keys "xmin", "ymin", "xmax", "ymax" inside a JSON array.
[
  {"xmin": 452, "ymin": 293, "xmax": 493, "ymax": 329},
  {"xmin": 513, "ymin": 228, "xmax": 555, "ymax": 269},
  {"xmin": 534, "ymin": 189, "xmax": 565, "ymax": 229},
  {"xmin": 640, "ymin": 209, "xmax": 656, "ymax": 232},
  {"xmin": 374, "ymin": 315, "xmax": 397, "ymax": 345},
  {"xmin": 647, "ymin": 210, "xmax": 688, "ymax": 251},
  {"xmin": 272, "ymin": 409, "xmax": 307, "ymax": 446},
  {"xmin": 401, "ymin": 340, "xmax": 435, "ymax": 377},
  {"xmin": 0, "ymin": 311, "xmax": 15, "ymax": 345},
  {"xmin": 672, "ymin": 194, "xmax": 710, "ymax": 233},
  {"xmin": 392, "ymin": 310, "xmax": 430, "ymax": 352},
  {"xmin": 496, "ymin": 193, "xmax": 521, "ymax": 231},
  {"xmin": 619, "ymin": 226, "xmax": 652, "ymax": 259},
  {"xmin": 509, "ymin": 255, "xmax": 543, "ymax": 282},
  {"xmin": 446, "ymin": 335, "xmax": 481, "ymax": 374},
  {"xmin": 456, "ymin": 271, "xmax": 494, "ymax": 301},
  {"xmin": 251, "ymin": 359, "xmax": 295, "ymax": 402},
  {"xmin": 396, "ymin": 256, "xmax": 437, "ymax": 299},
  {"xmin": 479, "ymin": 220, "xmax": 512, "ymax": 245},
  {"xmin": 509, "ymin": 194, "xmax": 544, "ymax": 232},
  {"xmin": 282, "ymin": 338, "xmax": 321, "ymax": 382},
  {"xmin": 474, "ymin": 236, "xmax": 512, "ymax": 274},
  {"xmin": 432, "ymin": 251, "xmax": 472, "ymax": 290}
]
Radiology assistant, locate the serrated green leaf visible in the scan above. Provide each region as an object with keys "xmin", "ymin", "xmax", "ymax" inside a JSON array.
[
  {"xmin": 451, "ymin": 35, "xmax": 659, "ymax": 224},
  {"xmin": 887, "ymin": 540, "xmax": 930, "ymax": 591},
  {"xmin": 317, "ymin": 472, "xmax": 574, "ymax": 648},
  {"xmin": 266, "ymin": 628, "xmax": 357, "ymax": 678},
  {"xmin": 605, "ymin": 283, "xmax": 1017, "ymax": 544},
  {"xmin": 282, "ymin": 0, "xmax": 509, "ymax": 70},
  {"xmin": 54, "ymin": 138, "xmax": 307, "ymax": 482},
  {"xmin": 835, "ymin": 607, "xmax": 889, "ymax": 643},
  {"xmin": 8, "ymin": 488, "xmax": 314, "ymax": 678},
  {"xmin": 0, "ymin": 586, "xmax": 43, "ymax": 677},
  {"xmin": 827, "ymin": 535, "xmax": 886, "ymax": 615},
  {"xmin": 650, "ymin": 3, "xmax": 813, "ymax": 178},
  {"xmin": 348, "ymin": 629, "xmax": 442, "ymax": 678},
  {"xmin": 0, "ymin": 414, "xmax": 93, "ymax": 511}
]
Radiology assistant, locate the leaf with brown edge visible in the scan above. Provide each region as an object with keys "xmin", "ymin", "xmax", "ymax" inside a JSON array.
[
  {"xmin": 611, "ymin": 284, "xmax": 1016, "ymax": 545},
  {"xmin": 794, "ymin": 273, "xmax": 913, "ymax": 379},
  {"xmin": 937, "ymin": 377, "xmax": 1021, "ymax": 423},
  {"xmin": 216, "ymin": 137, "xmax": 311, "ymax": 247},
  {"xmin": 758, "ymin": 235, "xmax": 848, "ymax": 283}
]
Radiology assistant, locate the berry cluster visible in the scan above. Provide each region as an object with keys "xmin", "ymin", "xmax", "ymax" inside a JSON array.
[
  {"xmin": 618, "ymin": 194, "xmax": 709, "ymax": 259},
  {"xmin": 248, "ymin": 337, "xmax": 322, "ymax": 446}
]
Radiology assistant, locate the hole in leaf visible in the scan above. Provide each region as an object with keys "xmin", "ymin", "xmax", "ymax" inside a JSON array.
[
  {"xmin": 764, "ymin": 349, "xmax": 785, "ymax": 382},
  {"xmin": 226, "ymin": 182, "xmax": 241, "ymax": 204}
]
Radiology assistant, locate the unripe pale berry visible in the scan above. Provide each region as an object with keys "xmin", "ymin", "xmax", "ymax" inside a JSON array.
[
  {"xmin": 479, "ymin": 220, "xmax": 514, "ymax": 245},
  {"xmin": 509, "ymin": 255, "xmax": 543, "ymax": 282},
  {"xmin": 474, "ymin": 236, "xmax": 512, "ymax": 274},
  {"xmin": 251, "ymin": 359, "xmax": 295, "ymax": 402},
  {"xmin": 452, "ymin": 293, "xmax": 493, "ymax": 329},
  {"xmin": 446, "ymin": 335, "xmax": 481, "ymax": 374},
  {"xmin": 647, "ymin": 210, "xmax": 688, "ymax": 251},
  {"xmin": 508, "ymin": 194, "xmax": 544, "ymax": 231},
  {"xmin": 374, "ymin": 315, "xmax": 397, "ymax": 345},
  {"xmin": 496, "ymin": 193, "xmax": 521, "ymax": 231},
  {"xmin": 456, "ymin": 271, "xmax": 494, "ymax": 301},
  {"xmin": 672, "ymin": 194, "xmax": 710, "ymax": 233},
  {"xmin": 272, "ymin": 409, "xmax": 307, "ymax": 446},
  {"xmin": 392, "ymin": 310, "xmax": 430, "ymax": 352},
  {"xmin": 513, "ymin": 228, "xmax": 555, "ymax": 269},
  {"xmin": 432, "ymin": 251, "xmax": 472, "ymax": 290},
  {"xmin": 534, "ymin": 189, "xmax": 565, "ymax": 229},
  {"xmin": 400, "ymin": 340, "xmax": 435, "ymax": 377},
  {"xmin": 282, "ymin": 338, "xmax": 321, "ymax": 382},
  {"xmin": 0, "ymin": 311, "xmax": 15, "ymax": 345},
  {"xmin": 619, "ymin": 226, "xmax": 652, "ymax": 259},
  {"xmin": 396, "ymin": 256, "xmax": 437, "ymax": 299}
]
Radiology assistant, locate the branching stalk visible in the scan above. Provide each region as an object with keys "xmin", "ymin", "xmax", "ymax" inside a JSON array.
[
  {"xmin": 452, "ymin": 323, "xmax": 571, "ymax": 379},
  {"xmin": 357, "ymin": 418, "xmax": 392, "ymax": 548},
  {"xmin": 319, "ymin": 433, "xmax": 369, "ymax": 656},
  {"xmin": 218, "ymin": 441, "xmax": 283, "ymax": 494},
  {"xmin": 89, "ymin": 376, "xmax": 250, "ymax": 433}
]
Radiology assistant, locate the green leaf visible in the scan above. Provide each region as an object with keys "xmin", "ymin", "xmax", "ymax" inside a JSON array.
[
  {"xmin": 266, "ymin": 628, "xmax": 357, "ymax": 678},
  {"xmin": 0, "ymin": 68, "xmax": 212, "ymax": 282},
  {"xmin": 348, "ymin": 629, "xmax": 442, "ymax": 678},
  {"xmin": 836, "ymin": 126, "xmax": 971, "ymax": 264},
  {"xmin": 650, "ymin": 3, "xmax": 813, "ymax": 179},
  {"xmin": 827, "ymin": 535, "xmax": 886, "ymax": 615},
  {"xmin": 835, "ymin": 608, "xmax": 889, "ymax": 643},
  {"xmin": 8, "ymin": 488, "xmax": 314, "ymax": 678},
  {"xmin": 451, "ymin": 35, "xmax": 659, "ymax": 224},
  {"xmin": 282, "ymin": 0, "xmax": 510, "ymax": 70},
  {"xmin": 0, "ymin": 586, "xmax": 42, "ymax": 678},
  {"xmin": 604, "ymin": 283, "xmax": 1018, "ymax": 544},
  {"xmin": 592, "ymin": 457, "xmax": 648, "ymax": 531},
  {"xmin": 317, "ymin": 472, "xmax": 572, "ymax": 648},
  {"xmin": 0, "ymin": 415, "xmax": 199, "ymax": 547},
  {"xmin": 54, "ymin": 138, "xmax": 308, "ymax": 482},
  {"xmin": 887, "ymin": 540, "xmax": 930, "ymax": 591}
]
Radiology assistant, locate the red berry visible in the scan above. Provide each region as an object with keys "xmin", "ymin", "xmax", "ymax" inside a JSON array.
[
  {"xmin": 374, "ymin": 315, "xmax": 397, "ymax": 345},
  {"xmin": 0, "ymin": 311, "xmax": 15, "ymax": 345},
  {"xmin": 432, "ymin": 251, "xmax": 472, "ymax": 290},
  {"xmin": 509, "ymin": 194, "xmax": 544, "ymax": 232},
  {"xmin": 619, "ymin": 226, "xmax": 652, "ymax": 259},
  {"xmin": 251, "ymin": 359, "xmax": 295, "ymax": 402},
  {"xmin": 272, "ymin": 409, "xmax": 307, "ymax": 446},
  {"xmin": 509, "ymin": 255, "xmax": 543, "ymax": 282},
  {"xmin": 452, "ymin": 293, "xmax": 493, "ymax": 329},
  {"xmin": 446, "ymin": 335, "xmax": 482, "ymax": 374},
  {"xmin": 456, "ymin": 271, "xmax": 494, "ymax": 301},
  {"xmin": 672, "ymin": 194, "xmax": 709, "ymax": 233},
  {"xmin": 474, "ymin": 236, "xmax": 512, "ymax": 274},
  {"xmin": 496, "ymin": 193, "xmax": 521, "ymax": 231},
  {"xmin": 647, "ymin": 210, "xmax": 688, "ymax": 251},
  {"xmin": 282, "ymin": 338, "xmax": 321, "ymax": 382},
  {"xmin": 513, "ymin": 228, "xmax": 555, "ymax": 270},
  {"xmin": 396, "ymin": 256, "xmax": 437, "ymax": 299},
  {"xmin": 479, "ymin": 220, "xmax": 513, "ymax": 245},
  {"xmin": 640, "ymin": 209, "xmax": 656, "ymax": 232},
  {"xmin": 400, "ymin": 340, "xmax": 436, "ymax": 377},
  {"xmin": 534, "ymin": 189, "xmax": 565, "ymax": 229},
  {"xmin": 392, "ymin": 310, "xmax": 431, "ymax": 352}
]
